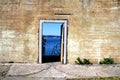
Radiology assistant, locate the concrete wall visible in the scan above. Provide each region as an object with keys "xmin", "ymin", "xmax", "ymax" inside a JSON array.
[{"xmin": 0, "ymin": 0, "xmax": 120, "ymax": 63}]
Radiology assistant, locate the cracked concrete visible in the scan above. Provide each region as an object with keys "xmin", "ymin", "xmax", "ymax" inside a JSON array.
[{"xmin": 0, "ymin": 62, "xmax": 120, "ymax": 80}]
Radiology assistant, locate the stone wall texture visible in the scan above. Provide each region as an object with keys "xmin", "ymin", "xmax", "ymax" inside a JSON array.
[{"xmin": 0, "ymin": 0, "xmax": 120, "ymax": 63}]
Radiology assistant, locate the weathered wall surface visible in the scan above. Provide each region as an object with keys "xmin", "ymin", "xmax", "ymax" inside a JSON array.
[{"xmin": 0, "ymin": 0, "xmax": 120, "ymax": 63}]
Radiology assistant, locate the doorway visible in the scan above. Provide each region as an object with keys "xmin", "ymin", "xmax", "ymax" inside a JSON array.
[{"xmin": 39, "ymin": 20, "xmax": 67, "ymax": 64}]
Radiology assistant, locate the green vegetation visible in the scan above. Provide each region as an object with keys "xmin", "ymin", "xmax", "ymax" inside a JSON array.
[
  {"xmin": 67, "ymin": 77, "xmax": 120, "ymax": 80},
  {"xmin": 75, "ymin": 57, "xmax": 83, "ymax": 64},
  {"xmin": 99, "ymin": 57, "xmax": 114, "ymax": 64},
  {"xmin": 75, "ymin": 57, "xmax": 115, "ymax": 65},
  {"xmin": 75, "ymin": 57, "xmax": 92, "ymax": 65}
]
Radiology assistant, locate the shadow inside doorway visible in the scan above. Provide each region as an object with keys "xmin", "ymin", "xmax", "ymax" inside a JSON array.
[{"xmin": 42, "ymin": 56, "xmax": 60, "ymax": 63}]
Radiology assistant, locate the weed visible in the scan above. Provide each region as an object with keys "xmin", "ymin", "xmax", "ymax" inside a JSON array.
[
  {"xmin": 99, "ymin": 57, "xmax": 114, "ymax": 64},
  {"xmin": 75, "ymin": 57, "xmax": 92, "ymax": 65},
  {"xmin": 75, "ymin": 57, "xmax": 83, "ymax": 65}
]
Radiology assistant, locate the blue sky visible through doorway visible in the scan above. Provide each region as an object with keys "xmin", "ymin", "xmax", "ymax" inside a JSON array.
[{"xmin": 42, "ymin": 22, "xmax": 62, "ymax": 36}]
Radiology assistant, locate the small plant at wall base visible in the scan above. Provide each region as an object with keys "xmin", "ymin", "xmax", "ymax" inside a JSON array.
[
  {"xmin": 75, "ymin": 57, "xmax": 92, "ymax": 65},
  {"xmin": 75, "ymin": 57, "xmax": 83, "ymax": 65},
  {"xmin": 83, "ymin": 59, "xmax": 92, "ymax": 65},
  {"xmin": 99, "ymin": 57, "xmax": 114, "ymax": 64}
]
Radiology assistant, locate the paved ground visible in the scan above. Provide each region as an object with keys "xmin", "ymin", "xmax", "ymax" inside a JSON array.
[{"xmin": 0, "ymin": 62, "xmax": 120, "ymax": 80}]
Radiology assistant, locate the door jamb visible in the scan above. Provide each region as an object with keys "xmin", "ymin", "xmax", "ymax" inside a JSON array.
[{"xmin": 39, "ymin": 20, "xmax": 67, "ymax": 64}]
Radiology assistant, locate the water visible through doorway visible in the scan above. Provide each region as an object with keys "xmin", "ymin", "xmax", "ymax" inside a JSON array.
[{"xmin": 42, "ymin": 22, "xmax": 62, "ymax": 63}]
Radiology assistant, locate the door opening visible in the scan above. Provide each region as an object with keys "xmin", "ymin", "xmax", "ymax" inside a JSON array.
[{"xmin": 39, "ymin": 20, "xmax": 67, "ymax": 64}]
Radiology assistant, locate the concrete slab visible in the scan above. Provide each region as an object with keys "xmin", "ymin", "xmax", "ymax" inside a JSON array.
[
  {"xmin": 7, "ymin": 63, "xmax": 51, "ymax": 76},
  {"xmin": 92, "ymin": 66, "xmax": 120, "ymax": 77},
  {"xmin": 54, "ymin": 64, "xmax": 98, "ymax": 78},
  {"xmin": 7, "ymin": 62, "xmax": 120, "ymax": 78},
  {"xmin": 29, "ymin": 66, "xmax": 67, "ymax": 78},
  {"xmin": 1, "ymin": 77, "xmax": 66, "ymax": 80}
]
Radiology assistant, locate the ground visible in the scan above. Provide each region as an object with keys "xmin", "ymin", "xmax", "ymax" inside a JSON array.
[{"xmin": 0, "ymin": 62, "xmax": 120, "ymax": 80}]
